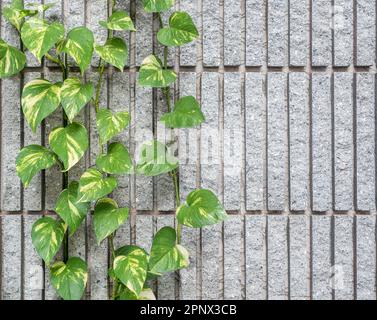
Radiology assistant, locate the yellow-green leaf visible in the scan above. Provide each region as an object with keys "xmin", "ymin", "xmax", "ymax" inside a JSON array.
[
  {"xmin": 2, "ymin": 0, "xmax": 37, "ymax": 32},
  {"xmin": 138, "ymin": 55, "xmax": 176, "ymax": 88},
  {"xmin": 142, "ymin": 0, "xmax": 174, "ymax": 13},
  {"xmin": 78, "ymin": 168, "xmax": 117, "ymax": 203},
  {"xmin": 21, "ymin": 78, "xmax": 62, "ymax": 132},
  {"xmin": 49, "ymin": 122, "xmax": 89, "ymax": 171},
  {"xmin": 50, "ymin": 257, "xmax": 88, "ymax": 300},
  {"xmin": 0, "ymin": 38, "xmax": 26, "ymax": 78},
  {"xmin": 94, "ymin": 198, "xmax": 129, "ymax": 244},
  {"xmin": 16, "ymin": 145, "xmax": 57, "ymax": 187},
  {"xmin": 95, "ymin": 37, "xmax": 128, "ymax": 71},
  {"xmin": 21, "ymin": 17, "xmax": 65, "ymax": 61},
  {"xmin": 96, "ymin": 142, "xmax": 133, "ymax": 175},
  {"xmin": 99, "ymin": 10, "xmax": 136, "ymax": 31},
  {"xmin": 31, "ymin": 217, "xmax": 66, "ymax": 265},
  {"xmin": 96, "ymin": 109, "xmax": 130, "ymax": 145},
  {"xmin": 61, "ymin": 78, "xmax": 94, "ymax": 122},
  {"xmin": 55, "ymin": 181, "xmax": 90, "ymax": 236}
]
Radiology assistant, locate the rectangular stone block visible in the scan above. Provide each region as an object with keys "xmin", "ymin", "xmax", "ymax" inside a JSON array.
[
  {"xmin": 245, "ymin": 73, "xmax": 265, "ymax": 211},
  {"xmin": 224, "ymin": 215, "xmax": 243, "ymax": 300},
  {"xmin": 289, "ymin": 0, "xmax": 308, "ymax": 66},
  {"xmin": 334, "ymin": 73, "xmax": 353, "ymax": 211},
  {"xmin": 267, "ymin": 215, "xmax": 288, "ymax": 300},
  {"xmin": 267, "ymin": 73, "xmax": 288, "ymax": 211},
  {"xmin": 224, "ymin": 73, "xmax": 241, "ymax": 210},
  {"xmin": 357, "ymin": 0, "xmax": 376, "ymax": 66},
  {"xmin": 245, "ymin": 215, "xmax": 267, "ymax": 300},
  {"xmin": 224, "ymin": 0, "xmax": 242, "ymax": 66},
  {"xmin": 356, "ymin": 216, "xmax": 376, "ymax": 300},
  {"xmin": 356, "ymin": 74, "xmax": 375, "ymax": 211},
  {"xmin": 312, "ymin": 215, "xmax": 332, "ymax": 300},
  {"xmin": 246, "ymin": 0, "xmax": 265, "ymax": 66},
  {"xmin": 268, "ymin": 0, "xmax": 288, "ymax": 66},
  {"xmin": 312, "ymin": 0, "xmax": 332, "ymax": 65},
  {"xmin": 289, "ymin": 73, "xmax": 309, "ymax": 211},
  {"xmin": 312, "ymin": 73, "xmax": 332, "ymax": 211},
  {"xmin": 136, "ymin": 0, "xmax": 153, "ymax": 66},
  {"xmin": 289, "ymin": 215, "xmax": 310, "ymax": 300},
  {"xmin": 203, "ymin": 0, "xmax": 220, "ymax": 66},
  {"xmin": 334, "ymin": 0, "xmax": 353, "ymax": 66},
  {"xmin": 180, "ymin": 0, "xmax": 197, "ymax": 66}
]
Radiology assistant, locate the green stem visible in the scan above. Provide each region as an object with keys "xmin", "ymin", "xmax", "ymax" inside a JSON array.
[{"xmin": 109, "ymin": 233, "xmax": 119, "ymax": 299}]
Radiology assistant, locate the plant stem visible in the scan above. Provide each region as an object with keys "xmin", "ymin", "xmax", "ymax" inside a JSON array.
[{"xmin": 109, "ymin": 233, "xmax": 119, "ymax": 299}]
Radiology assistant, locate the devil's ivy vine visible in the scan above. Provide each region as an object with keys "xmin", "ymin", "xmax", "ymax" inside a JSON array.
[{"xmin": 0, "ymin": 0, "xmax": 228, "ymax": 300}]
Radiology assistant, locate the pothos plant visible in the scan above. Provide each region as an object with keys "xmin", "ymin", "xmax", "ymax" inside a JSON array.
[{"xmin": 0, "ymin": 0, "xmax": 228, "ymax": 300}]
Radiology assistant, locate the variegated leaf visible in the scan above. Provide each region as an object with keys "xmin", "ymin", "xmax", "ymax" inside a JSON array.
[
  {"xmin": 2, "ymin": 0, "xmax": 37, "ymax": 31},
  {"xmin": 0, "ymin": 38, "xmax": 26, "ymax": 78},
  {"xmin": 99, "ymin": 10, "xmax": 136, "ymax": 31},
  {"xmin": 96, "ymin": 109, "xmax": 130, "ymax": 145},
  {"xmin": 95, "ymin": 37, "xmax": 128, "ymax": 71},
  {"xmin": 138, "ymin": 55, "xmax": 176, "ymax": 88},
  {"xmin": 16, "ymin": 145, "xmax": 57, "ymax": 187},
  {"xmin": 31, "ymin": 217, "xmax": 66, "ymax": 265},
  {"xmin": 49, "ymin": 122, "xmax": 89, "ymax": 171},
  {"xmin": 61, "ymin": 78, "xmax": 94, "ymax": 122},
  {"xmin": 21, "ymin": 79, "xmax": 62, "ymax": 132},
  {"xmin": 142, "ymin": 0, "xmax": 174, "ymax": 12},
  {"xmin": 21, "ymin": 17, "xmax": 64, "ymax": 61},
  {"xmin": 58, "ymin": 27, "xmax": 94, "ymax": 74},
  {"xmin": 96, "ymin": 142, "xmax": 133, "ymax": 175}
]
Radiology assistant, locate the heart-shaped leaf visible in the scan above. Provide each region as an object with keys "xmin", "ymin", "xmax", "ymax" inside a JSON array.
[
  {"xmin": 160, "ymin": 96, "xmax": 205, "ymax": 128},
  {"xmin": 96, "ymin": 142, "xmax": 133, "ymax": 175},
  {"xmin": 113, "ymin": 245, "xmax": 148, "ymax": 296},
  {"xmin": 118, "ymin": 286, "xmax": 156, "ymax": 300},
  {"xmin": 16, "ymin": 145, "xmax": 57, "ymax": 187},
  {"xmin": 55, "ymin": 181, "xmax": 90, "ymax": 236},
  {"xmin": 94, "ymin": 198, "xmax": 129, "ymax": 244},
  {"xmin": 149, "ymin": 227, "xmax": 189, "ymax": 274},
  {"xmin": 157, "ymin": 11, "xmax": 199, "ymax": 47},
  {"xmin": 78, "ymin": 168, "xmax": 117, "ymax": 202},
  {"xmin": 142, "ymin": 0, "xmax": 174, "ymax": 13},
  {"xmin": 138, "ymin": 55, "xmax": 177, "ymax": 88},
  {"xmin": 31, "ymin": 217, "xmax": 66, "ymax": 265},
  {"xmin": 99, "ymin": 10, "xmax": 136, "ymax": 31},
  {"xmin": 96, "ymin": 109, "xmax": 130, "ymax": 145},
  {"xmin": 50, "ymin": 257, "xmax": 88, "ymax": 300},
  {"xmin": 21, "ymin": 17, "xmax": 65, "ymax": 61},
  {"xmin": 2, "ymin": 0, "xmax": 37, "ymax": 31},
  {"xmin": 61, "ymin": 78, "xmax": 94, "ymax": 122},
  {"xmin": 95, "ymin": 37, "xmax": 128, "ymax": 71},
  {"xmin": 58, "ymin": 27, "xmax": 94, "ymax": 74},
  {"xmin": 0, "ymin": 39, "xmax": 26, "ymax": 78},
  {"xmin": 136, "ymin": 140, "xmax": 178, "ymax": 176},
  {"xmin": 49, "ymin": 122, "xmax": 89, "ymax": 171},
  {"xmin": 177, "ymin": 189, "xmax": 228, "ymax": 228},
  {"xmin": 21, "ymin": 79, "xmax": 62, "ymax": 132}
]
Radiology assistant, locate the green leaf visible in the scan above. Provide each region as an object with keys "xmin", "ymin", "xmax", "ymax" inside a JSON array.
[
  {"xmin": 50, "ymin": 257, "xmax": 88, "ymax": 300},
  {"xmin": 114, "ymin": 245, "xmax": 148, "ymax": 296},
  {"xmin": 157, "ymin": 11, "xmax": 199, "ymax": 47},
  {"xmin": 99, "ymin": 10, "xmax": 136, "ymax": 31},
  {"xmin": 21, "ymin": 17, "xmax": 65, "ymax": 61},
  {"xmin": 26, "ymin": 2, "xmax": 56, "ymax": 13},
  {"xmin": 96, "ymin": 142, "xmax": 133, "ymax": 175},
  {"xmin": 55, "ymin": 181, "xmax": 90, "ymax": 236},
  {"xmin": 0, "ymin": 38, "xmax": 26, "ymax": 78},
  {"xmin": 93, "ymin": 198, "xmax": 129, "ymax": 244},
  {"xmin": 149, "ymin": 226, "xmax": 189, "ymax": 274},
  {"xmin": 16, "ymin": 145, "xmax": 57, "ymax": 187},
  {"xmin": 61, "ymin": 78, "xmax": 94, "ymax": 122},
  {"xmin": 58, "ymin": 27, "xmax": 94, "ymax": 74},
  {"xmin": 160, "ymin": 96, "xmax": 205, "ymax": 128},
  {"xmin": 177, "ymin": 189, "xmax": 228, "ymax": 228},
  {"xmin": 136, "ymin": 140, "xmax": 178, "ymax": 177},
  {"xmin": 78, "ymin": 168, "xmax": 117, "ymax": 202},
  {"xmin": 49, "ymin": 122, "xmax": 88, "ymax": 171},
  {"xmin": 2, "ymin": 0, "xmax": 37, "ymax": 32},
  {"xmin": 21, "ymin": 79, "xmax": 62, "ymax": 132},
  {"xmin": 118, "ymin": 286, "xmax": 156, "ymax": 300},
  {"xmin": 31, "ymin": 217, "xmax": 66, "ymax": 265},
  {"xmin": 95, "ymin": 37, "xmax": 128, "ymax": 71},
  {"xmin": 138, "ymin": 55, "xmax": 176, "ymax": 88},
  {"xmin": 96, "ymin": 109, "xmax": 130, "ymax": 145},
  {"xmin": 142, "ymin": 0, "xmax": 174, "ymax": 13}
]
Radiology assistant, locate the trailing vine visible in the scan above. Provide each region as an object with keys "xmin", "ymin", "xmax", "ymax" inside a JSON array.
[{"xmin": 0, "ymin": 0, "xmax": 227, "ymax": 300}]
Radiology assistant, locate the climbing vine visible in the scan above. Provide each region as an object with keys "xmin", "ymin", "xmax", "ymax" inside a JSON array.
[{"xmin": 0, "ymin": 0, "xmax": 227, "ymax": 300}]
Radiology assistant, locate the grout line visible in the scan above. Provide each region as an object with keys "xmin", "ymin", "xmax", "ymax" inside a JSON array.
[{"xmin": 353, "ymin": 215, "xmax": 357, "ymax": 300}]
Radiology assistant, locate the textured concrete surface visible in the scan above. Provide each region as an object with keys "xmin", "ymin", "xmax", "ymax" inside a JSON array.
[{"xmin": 1, "ymin": 0, "xmax": 377, "ymax": 300}]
